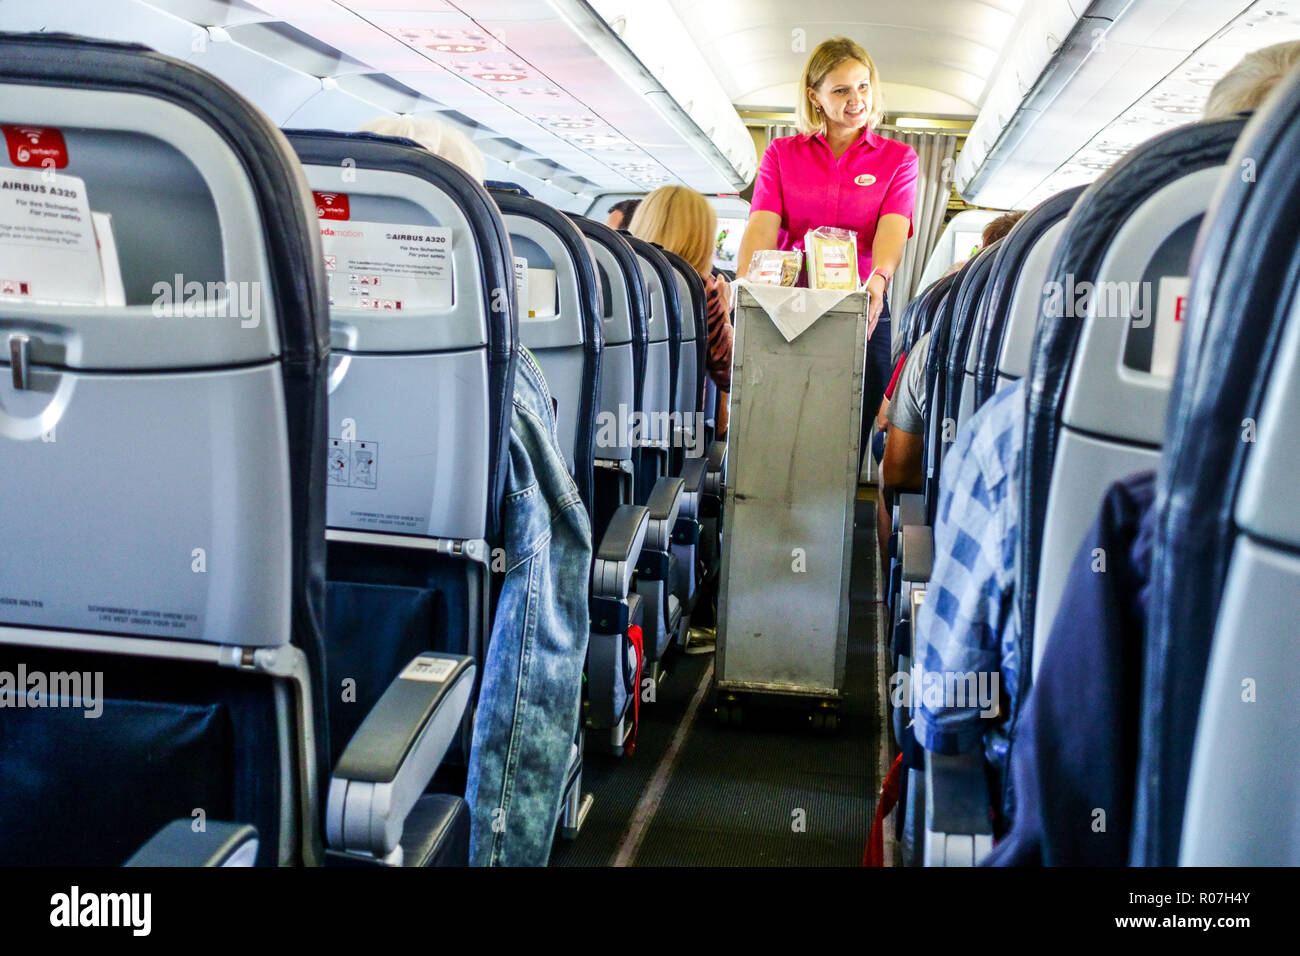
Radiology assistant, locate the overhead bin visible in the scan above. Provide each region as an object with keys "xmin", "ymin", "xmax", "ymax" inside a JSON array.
[
  {"xmin": 955, "ymin": 0, "xmax": 1299, "ymax": 209},
  {"xmin": 1, "ymin": 0, "xmax": 756, "ymax": 207}
]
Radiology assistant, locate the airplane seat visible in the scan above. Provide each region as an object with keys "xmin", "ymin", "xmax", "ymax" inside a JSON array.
[
  {"xmin": 660, "ymin": 249, "xmax": 711, "ymax": 612},
  {"xmin": 487, "ymin": 186, "xmax": 607, "ymax": 831},
  {"xmin": 921, "ymin": 277, "xmax": 965, "ymax": 523},
  {"xmin": 622, "ymin": 235, "xmax": 689, "ymax": 666},
  {"xmin": 885, "ymin": 280, "xmax": 959, "ymax": 657},
  {"xmin": 893, "ymin": 253, "xmax": 996, "ymax": 862},
  {"xmin": 1143, "ymin": 80, "xmax": 1300, "ymax": 866},
  {"xmin": 1021, "ymin": 116, "xmax": 1247, "ymax": 683},
  {"xmin": 0, "ymin": 32, "xmax": 348, "ymax": 866},
  {"xmin": 565, "ymin": 215, "xmax": 652, "ymax": 754},
  {"xmin": 922, "ymin": 115, "xmax": 1246, "ymax": 867},
  {"xmin": 945, "ymin": 239, "xmax": 1002, "ymax": 435},
  {"xmin": 956, "ymin": 285, "xmax": 993, "ymax": 431},
  {"xmin": 567, "ymin": 215, "xmax": 648, "ymax": 522},
  {"xmin": 883, "ymin": 273, "xmax": 965, "ymax": 860},
  {"xmin": 973, "ymin": 187, "xmax": 1085, "ymax": 409},
  {"xmin": 891, "ymin": 295, "xmax": 925, "ymax": 365},
  {"xmin": 889, "ymin": 270, "xmax": 955, "ymax": 403},
  {"xmin": 661, "ymin": 250, "xmax": 707, "ymax": 469},
  {"xmin": 285, "ymin": 129, "xmax": 524, "ymax": 864},
  {"xmin": 885, "ymin": 275, "xmax": 958, "ymax": 618},
  {"xmin": 490, "ymin": 189, "xmax": 601, "ymax": 511}
]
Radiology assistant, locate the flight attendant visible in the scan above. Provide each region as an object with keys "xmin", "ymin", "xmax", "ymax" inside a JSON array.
[{"xmin": 735, "ymin": 36, "xmax": 918, "ymax": 470}]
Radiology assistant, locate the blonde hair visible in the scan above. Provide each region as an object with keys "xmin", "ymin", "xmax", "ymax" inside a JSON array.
[
  {"xmin": 1204, "ymin": 41, "xmax": 1300, "ymax": 119},
  {"xmin": 628, "ymin": 186, "xmax": 717, "ymax": 278},
  {"xmin": 358, "ymin": 115, "xmax": 486, "ymax": 183},
  {"xmin": 796, "ymin": 37, "xmax": 885, "ymax": 136}
]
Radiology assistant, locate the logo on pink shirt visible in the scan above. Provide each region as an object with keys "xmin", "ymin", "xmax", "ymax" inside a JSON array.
[{"xmin": 855, "ymin": 173, "xmax": 877, "ymax": 186}]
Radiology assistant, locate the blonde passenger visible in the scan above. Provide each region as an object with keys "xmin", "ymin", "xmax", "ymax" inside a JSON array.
[
  {"xmin": 358, "ymin": 115, "xmax": 486, "ymax": 183},
  {"xmin": 1204, "ymin": 40, "xmax": 1300, "ymax": 118}
]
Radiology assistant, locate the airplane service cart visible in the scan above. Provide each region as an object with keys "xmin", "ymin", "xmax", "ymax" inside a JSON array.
[{"xmin": 715, "ymin": 285, "xmax": 870, "ymax": 732}]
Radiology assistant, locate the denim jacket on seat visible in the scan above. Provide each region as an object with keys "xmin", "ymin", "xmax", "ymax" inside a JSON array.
[{"xmin": 466, "ymin": 346, "xmax": 593, "ymax": 866}]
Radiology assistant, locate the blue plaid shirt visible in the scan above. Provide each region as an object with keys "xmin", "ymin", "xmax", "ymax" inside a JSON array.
[{"xmin": 913, "ymin": 378, "xmax": 1024, "ymax": 772}]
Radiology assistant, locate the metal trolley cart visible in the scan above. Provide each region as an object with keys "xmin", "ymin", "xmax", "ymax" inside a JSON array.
[{"xmin": 715, "ymin": 286, "xmax": 870, "ymax": 731}]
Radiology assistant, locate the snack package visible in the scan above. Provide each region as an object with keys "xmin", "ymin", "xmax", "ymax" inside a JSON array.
[
  {"xmin": 804, "ymin": 226, "xmax": 859, "ymax": 290},
  {"xmin": 746, "ymin": 249, "xmax": 803, "ymax": 287}
]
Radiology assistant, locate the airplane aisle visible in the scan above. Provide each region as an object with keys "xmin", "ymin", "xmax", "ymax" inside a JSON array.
[{"xmin": 552, "ymin": 493, "xmax": 889, "ymax": 867}]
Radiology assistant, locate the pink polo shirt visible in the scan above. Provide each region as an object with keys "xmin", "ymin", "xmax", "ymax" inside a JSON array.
[{"xmin": 750, "ymin": 126, "xmax": 919, "ymax": 284}]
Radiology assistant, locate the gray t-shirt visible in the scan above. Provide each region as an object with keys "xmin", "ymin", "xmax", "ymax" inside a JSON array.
[{"xmin": 886, "ymin": 331, "xmax": 931, "ymax": 435}]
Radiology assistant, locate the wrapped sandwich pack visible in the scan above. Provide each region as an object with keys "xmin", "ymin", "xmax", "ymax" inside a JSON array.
[
  {"xmin": 746, "ymin": 248, "xmax": 803, "ymax": 286},
  {"xmin": 804, "ymin": 226, "xmax": 859, "ymax": 290}
]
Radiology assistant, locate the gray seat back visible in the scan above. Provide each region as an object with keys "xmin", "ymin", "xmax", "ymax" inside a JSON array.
[
  {"xmin": 1140, "ymin": 78, "xmax": 1300, "ymax": 866},
  {"xmin": 994, "ymin": 219, "xmax": 1067, "ymax": 392},
  {"xmin": 623, "ymin": 236, "xmax": 681, "ymax": 498},
  {"xmin": 567, "ymin": 215, "xmax": 648, "ymax": 499},
  {"xmin": 287, "ymin": 131, "xmax": 516, "ymax": 545},
  {"xmin": 662, "ymin": 252, "xmax": 707, "ymax": 459},
  {"xmin": 0, "ymin": 32, "xmax": 330, "ymax": 865},
  {"xmin": 492, "ymin": 189, "xmax": 602, "ymax": 514},
  {"xmin": 1031, "ymin": 174, "xmax": 1212, "ymax": 677},
  {"xmin": 1022, "ymin": 118, "xmax": 1247, "ymax": 689}
]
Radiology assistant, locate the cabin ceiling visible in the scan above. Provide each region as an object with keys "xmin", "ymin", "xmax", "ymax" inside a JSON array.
[
  {"xmin": 0, "ymin": 0, "xmax": 760, "ymax": 208},
  {"xmin": 669, "ymin": 0, "xmax": 1030, "ymax": 118}
]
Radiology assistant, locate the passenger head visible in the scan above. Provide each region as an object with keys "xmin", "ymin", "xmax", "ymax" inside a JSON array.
[
  {"xmin": 358, "ymin": 115, "xmax": 486, "ymax": 183},
  {"xmin": 606, "ymin": 198, "xmax": 642, "ymax": 230},
  {"xmin": 981, "ymin": 211, "xmax": 1025, "ymax": 247},
  {"xmin": 1204, "ymin": 40, "xmax": 1300, "ymax": 119},
  {"xmin": 798, "ymin": 36, "xmax": 885, "ymax": 137},
  {"xmin": 628, "ymin": 186, "xmax": 717, "ymax": 278}
]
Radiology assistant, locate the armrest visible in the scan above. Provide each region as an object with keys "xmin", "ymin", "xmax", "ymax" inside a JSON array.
[
  {"xmin": 592, "ymin": 504, "xmax": 650, "ymax": 614},
  {"xmin": 704, "ymin": 440, "xmax": 727, "ymax": 498},
  {"xmin": 125, "ymin": 820, "xmax": 259, "ymax": 867},
  {"xmin": 327, "ymin": 653, "xmax": 476, "ymax": 863},
  {"xmin": 678, "ymin": 458, "xmax": 708, "ymax": 521},
  {"xmin": 895, "ymin": 492, "xmax": 925, "ymax": 532},
  {"xmin": 680, "ymin": 457, "xmax": 707, "ymax": 495},
  {"xmin": 706, "ymin": 439, "xmax": 727, "ymax": 473},
  {"xmin": 900, "ymin": 524, "xmax": 933, "ymax": 584},
  {"xmin": 923, "ymin": 750, "xmax": 994, "ymax": 867},
  {"xmin": 643, "ymin": 476, "xmax": 684, "ymax": 552}
]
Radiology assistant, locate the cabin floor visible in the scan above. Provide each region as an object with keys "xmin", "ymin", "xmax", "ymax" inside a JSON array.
[{"xmin": 552, "ymin": 491, "xmax": 893, "ymax": 867}]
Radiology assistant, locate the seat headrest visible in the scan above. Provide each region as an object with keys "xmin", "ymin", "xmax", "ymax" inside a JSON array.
[{"xmin": 285, "ymin": 128, "xmax": 518, "ymax": 543}]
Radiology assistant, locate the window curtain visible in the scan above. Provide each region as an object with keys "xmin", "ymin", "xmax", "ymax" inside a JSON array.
[{"xmin": 884, "ymin": 130, "xmax": 958, "ymax": 328}]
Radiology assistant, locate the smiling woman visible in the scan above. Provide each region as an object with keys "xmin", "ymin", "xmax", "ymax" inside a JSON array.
[{"xmin": 734, "ymin": 35, "xmax": 920, "ymax": 470}]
